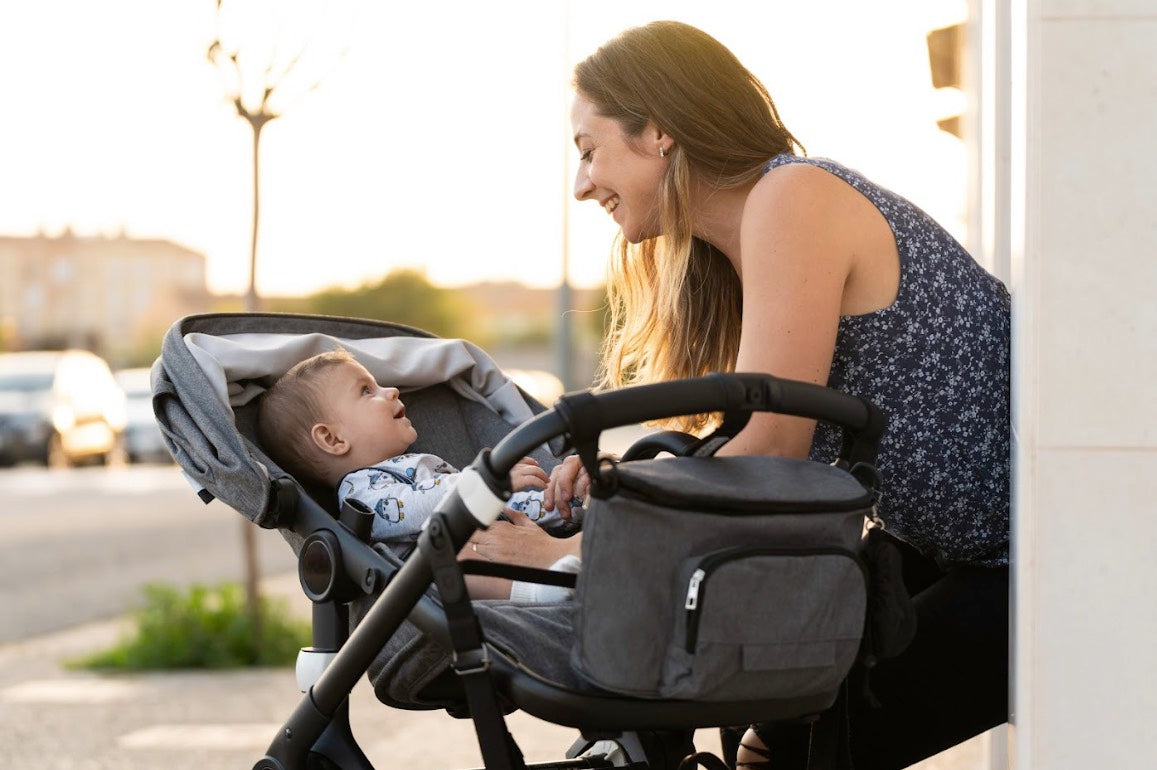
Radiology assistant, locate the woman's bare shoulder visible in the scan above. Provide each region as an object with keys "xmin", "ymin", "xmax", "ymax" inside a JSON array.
[
  {"xmin": 743, "ymin": 158, "xmax": 898, "ymax": 316},
  {"xmin": 741, "ymin": 159, "xmax": 862, "ymax": 254},
  {"xmin": 747, "ymin": 158, "xmax": 855, "ymax": 211}
]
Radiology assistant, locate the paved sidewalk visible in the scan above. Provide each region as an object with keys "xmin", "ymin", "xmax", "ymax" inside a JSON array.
[
  {"xmin": 0, "ymin": 571, "xmax": 586, "ymax": 770},
  {"xmin": 0, "ymin": 572, "xmax": 991, "ymax": 770}
]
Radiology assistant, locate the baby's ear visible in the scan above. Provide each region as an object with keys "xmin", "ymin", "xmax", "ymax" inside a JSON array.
[{"xmin": 311, "ymin": 423, "xmax": 349, "ymax": 456}]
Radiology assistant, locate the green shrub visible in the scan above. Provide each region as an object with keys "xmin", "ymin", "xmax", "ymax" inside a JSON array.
[{"xmin": 72, "ymin": 582, "xmax": 311, "ymax": 670}]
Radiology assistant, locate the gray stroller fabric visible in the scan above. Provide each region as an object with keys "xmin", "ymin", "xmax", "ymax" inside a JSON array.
[
  {"xmin": 153, "ymin": 314, "xmax": 549, "ymax": 527},
  {"xmin": 183, "ymin": 331, "xmax": 533, "ymax": 418},
  {"xmin": 357, "ymin": 583, "xmax": 586, "ymax": 709}
]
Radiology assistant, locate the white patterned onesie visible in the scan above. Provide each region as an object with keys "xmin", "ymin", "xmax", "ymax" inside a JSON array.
[{"xmin": 337, "ymin": 453, "xmax": 581, "ymax": 602}]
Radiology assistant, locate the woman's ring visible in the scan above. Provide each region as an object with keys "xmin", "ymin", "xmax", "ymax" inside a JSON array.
[{"xmin": 472, "ymin": 543, "xmax": 479, "ymax": 553}]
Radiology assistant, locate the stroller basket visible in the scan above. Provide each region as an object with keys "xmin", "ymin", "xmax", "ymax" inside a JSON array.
[{"xmin": 152, "ymin": 313, "xmax": 886, "ymax": 770}]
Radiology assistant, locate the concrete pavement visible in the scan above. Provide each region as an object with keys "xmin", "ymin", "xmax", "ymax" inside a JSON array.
[
  {"xmin": 0, "ymin": 571, "xmax": 585, "ymax": 770},
  {"xmin": 0, "ymin": 571, "xmax": 988, "ymax": 770}
]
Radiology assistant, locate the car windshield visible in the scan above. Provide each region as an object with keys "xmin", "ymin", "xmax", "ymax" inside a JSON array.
[{"xmin": 0, "ymin": 373, "xmax": 54, "ymax": 393}]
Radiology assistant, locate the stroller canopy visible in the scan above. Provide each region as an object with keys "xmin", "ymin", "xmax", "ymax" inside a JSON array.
[{"xmin": 152, "ymin": 313, "xmax": 546, "ymax": 527}]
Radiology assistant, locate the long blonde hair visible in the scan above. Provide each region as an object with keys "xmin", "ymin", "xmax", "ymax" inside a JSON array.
[{"xmin": 575, "ymin": 21, "xmax": 804, "ymax": 432}]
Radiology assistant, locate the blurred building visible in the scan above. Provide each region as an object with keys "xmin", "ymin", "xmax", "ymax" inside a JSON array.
[{"xmin": 0, "ymin": 230, "xmax": 211, "ymax": 366}]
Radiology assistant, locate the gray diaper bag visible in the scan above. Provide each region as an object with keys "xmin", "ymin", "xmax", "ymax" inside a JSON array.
[{"xmin": 571, "ymin": 454, "xmax": 881, "ymax": 703}]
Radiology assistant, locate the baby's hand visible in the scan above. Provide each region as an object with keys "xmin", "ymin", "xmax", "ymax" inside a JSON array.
[
  {"xmin": 544, "ymin": 455, "xmax": 590, "ymax": 521},
  {"xmin": 508, "ymin": 456, "xmax": 550, "ymax": 492}
]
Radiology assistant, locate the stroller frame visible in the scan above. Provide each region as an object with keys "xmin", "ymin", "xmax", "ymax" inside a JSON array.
[{"xmin": 154, "ymin": 313, "xmax": 883, "ymax": 770}]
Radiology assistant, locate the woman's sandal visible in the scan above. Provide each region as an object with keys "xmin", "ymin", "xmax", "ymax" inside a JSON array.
[
  {"xmin": 736, "ymin": 741, "xmax": 774, "ymax": 769},
  {"xmin": 678, "ymin": 751, "xmax": 733, "ymax": 770}
]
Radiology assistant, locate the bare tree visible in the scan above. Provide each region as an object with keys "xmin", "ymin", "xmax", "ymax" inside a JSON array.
[{"xmin": 207, "ymin": 0, "xmax": 346, "ymax": 653}]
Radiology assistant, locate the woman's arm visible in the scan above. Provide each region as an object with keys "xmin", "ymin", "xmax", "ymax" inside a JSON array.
[{"xmin": 717, "ymin": 163, "xmax": 869, "ymax": 459}]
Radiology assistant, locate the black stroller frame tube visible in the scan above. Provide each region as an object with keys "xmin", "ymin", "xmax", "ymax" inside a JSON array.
[
  {"xmin": 261, "ymin": 504, "xmax": 487, "ymax": 770},
  {"xmin": 490, "ymin": 373, "xmax": 882, "ymax": 475},
  {"xmin": 312, "ymin": 556, "xmax": 436, "ymax": 714},
  {"xmin": 259, "ymin": 551, "xmax": 438, "ymax": 770}
]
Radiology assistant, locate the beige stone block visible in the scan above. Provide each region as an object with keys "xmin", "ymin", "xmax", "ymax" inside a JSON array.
[
  {"xmin": 1033, "ymin": 19, "xmax": 1157, "ymax": 449},
  {"xmin": 1041, "ymin": 0, "xmax": 1157, "ymax": 18},
  {"xmin": 1023, "ymin": 448, "xmax": 1157, "ymax": 767}
]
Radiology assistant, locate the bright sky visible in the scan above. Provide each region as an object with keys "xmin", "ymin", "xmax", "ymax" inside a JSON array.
[{"xmin": 0, "ymin": 0, "xmax": 966, "ymax": 297}]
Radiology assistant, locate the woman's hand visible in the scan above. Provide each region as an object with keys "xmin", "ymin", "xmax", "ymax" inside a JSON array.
[
  {"xmin": 508, "ymin": 456, "xmax": 550, "ymax": 492},
  {"xmin": 467, "ymin": 506, "xmax": 581, "ymax": 568},
  {"xmin": 543, "ymin": 455, "xmax": 590, "ymax": 520}
]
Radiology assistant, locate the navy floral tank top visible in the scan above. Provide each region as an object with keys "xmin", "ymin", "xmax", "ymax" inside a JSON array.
[{"xmin": 766, "ymin": 154, "xmax": 1010, "ymax": 568}]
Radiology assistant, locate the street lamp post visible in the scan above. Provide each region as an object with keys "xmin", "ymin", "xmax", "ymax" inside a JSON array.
[{"xmin": 557, "ymin": 0, "xmax": 575, "ymax": 393}]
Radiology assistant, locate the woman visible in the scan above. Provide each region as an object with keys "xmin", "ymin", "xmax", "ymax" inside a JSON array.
[{"xmin": 534, "ymin": 19, "xmax": 1009, "ymax": 769}]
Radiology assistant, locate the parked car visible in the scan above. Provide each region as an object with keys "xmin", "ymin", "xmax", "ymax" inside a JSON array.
[
  {"xmin": 114, "ymin": 367, "xmax": 171, "ymax": 463},
  {"xmin": 0, "ymin": 350, "xmax": 127, "ymax": 467}
]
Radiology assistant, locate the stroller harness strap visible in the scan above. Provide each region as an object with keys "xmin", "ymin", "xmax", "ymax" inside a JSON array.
[{"xmin": 421, "ymin": 514, "xmax": 527, "ymax": 770}]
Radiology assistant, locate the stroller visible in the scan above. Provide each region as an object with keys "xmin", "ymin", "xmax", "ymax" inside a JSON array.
[{"xmin": 152, "ymin": 312, "xmax": 890, "ymax": 770}]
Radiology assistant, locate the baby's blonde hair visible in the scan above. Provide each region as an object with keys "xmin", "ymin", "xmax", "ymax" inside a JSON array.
[{"xmin": 256, "ymin": 349, "xmax": 357, "ymax": 484}]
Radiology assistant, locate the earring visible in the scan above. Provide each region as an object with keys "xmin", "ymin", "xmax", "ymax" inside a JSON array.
[{"xmin": 659, "ymin": 146, "xmax": 667, "ymax": 158}]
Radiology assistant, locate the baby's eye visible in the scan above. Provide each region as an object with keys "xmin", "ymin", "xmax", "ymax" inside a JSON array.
[{"xmin": 361, "ymin": 385, "xmax": 373, "ymax": 395}]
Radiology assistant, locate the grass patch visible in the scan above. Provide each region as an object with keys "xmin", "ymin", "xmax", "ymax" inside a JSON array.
[{"xmin": 71, "ymin": 582, "xmax": 311, "ymax": 670}]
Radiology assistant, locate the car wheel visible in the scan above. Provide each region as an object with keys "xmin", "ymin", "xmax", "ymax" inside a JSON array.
[{"xmin": 47, "ymin": 434, "xmax": 71, "ymax": 469}]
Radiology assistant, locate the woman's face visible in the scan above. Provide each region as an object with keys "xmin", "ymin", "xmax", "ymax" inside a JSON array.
[{"xmin": 571, "ymin": 93, "xmax": 667, "ymax": 243}]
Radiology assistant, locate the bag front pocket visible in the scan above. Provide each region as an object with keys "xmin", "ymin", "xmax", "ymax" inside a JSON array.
[{"xmin": 660, "ymin": 546, "xmax": 868, "ymax": 701}]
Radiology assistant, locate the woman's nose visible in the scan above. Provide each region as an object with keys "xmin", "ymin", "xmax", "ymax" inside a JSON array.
[{"xmin": 573, "ymin": 169, "xmax": 594, "ymax": 201}]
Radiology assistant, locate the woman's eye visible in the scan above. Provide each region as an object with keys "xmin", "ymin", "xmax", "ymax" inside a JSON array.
[{"xmin": 579, "ymin": 148, "xmax": 593, "ymax": 163}]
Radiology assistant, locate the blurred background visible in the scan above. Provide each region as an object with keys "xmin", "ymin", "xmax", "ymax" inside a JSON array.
[
  {"xmin": 0, "ymin": 2, "xmax": 989, "ymax": 768},
  {"xmin": 6, "ymin": 1, "xmax": 1155, "ymax": 768},
  {"xmin": 0, "ymin": 0, "xmax": 970, "ymax": 395}
]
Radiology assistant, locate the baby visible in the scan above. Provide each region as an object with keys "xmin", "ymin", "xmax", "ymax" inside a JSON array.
[{"xmin": 256, "ymin": 349, "xmax": 579, "ymax": 602}]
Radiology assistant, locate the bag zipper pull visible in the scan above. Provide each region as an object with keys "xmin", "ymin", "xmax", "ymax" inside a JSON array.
[{"xmin": 685, "ymin": 568, "xmax": 706, "ymax": 610}]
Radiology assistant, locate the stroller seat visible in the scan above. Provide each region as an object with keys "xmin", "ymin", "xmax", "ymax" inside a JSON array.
[{"xmin": 152, "ymin": 312, "xmax": 886, "ymax": 770}]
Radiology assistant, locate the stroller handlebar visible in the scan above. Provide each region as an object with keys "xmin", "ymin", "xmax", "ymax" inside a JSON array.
[{"xmin": 487, "ymin": 372, "xmax": 885, "ymax": 478}]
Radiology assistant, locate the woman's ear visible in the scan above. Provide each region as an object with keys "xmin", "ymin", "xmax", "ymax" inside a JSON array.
[
  {"xmin": 646, "ymin": 120, "xmax": 673, "ymax": 157},
  {"xmin": 311, "ymin": 422, "xmax": 349, "ymax": 457}
]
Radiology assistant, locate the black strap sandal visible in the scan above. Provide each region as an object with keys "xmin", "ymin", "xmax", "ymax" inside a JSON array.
[
  {"xmin": 736, "ymin": 741, "xmax": 774, "ymax": 769},
  {"xmin": 679, "ymin": 751, "xmax": 733, "ymax": 770}
]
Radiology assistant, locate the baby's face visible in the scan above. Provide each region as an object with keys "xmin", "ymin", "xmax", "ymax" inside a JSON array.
[{"xmin": 323, "ymin": 360, "xmax": 418, "ymax": 466}]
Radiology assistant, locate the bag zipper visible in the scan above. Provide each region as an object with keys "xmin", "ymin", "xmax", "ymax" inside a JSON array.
[{"xmin": 683, "ymin": 545, "xmax": 868, "ymax": 654}]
